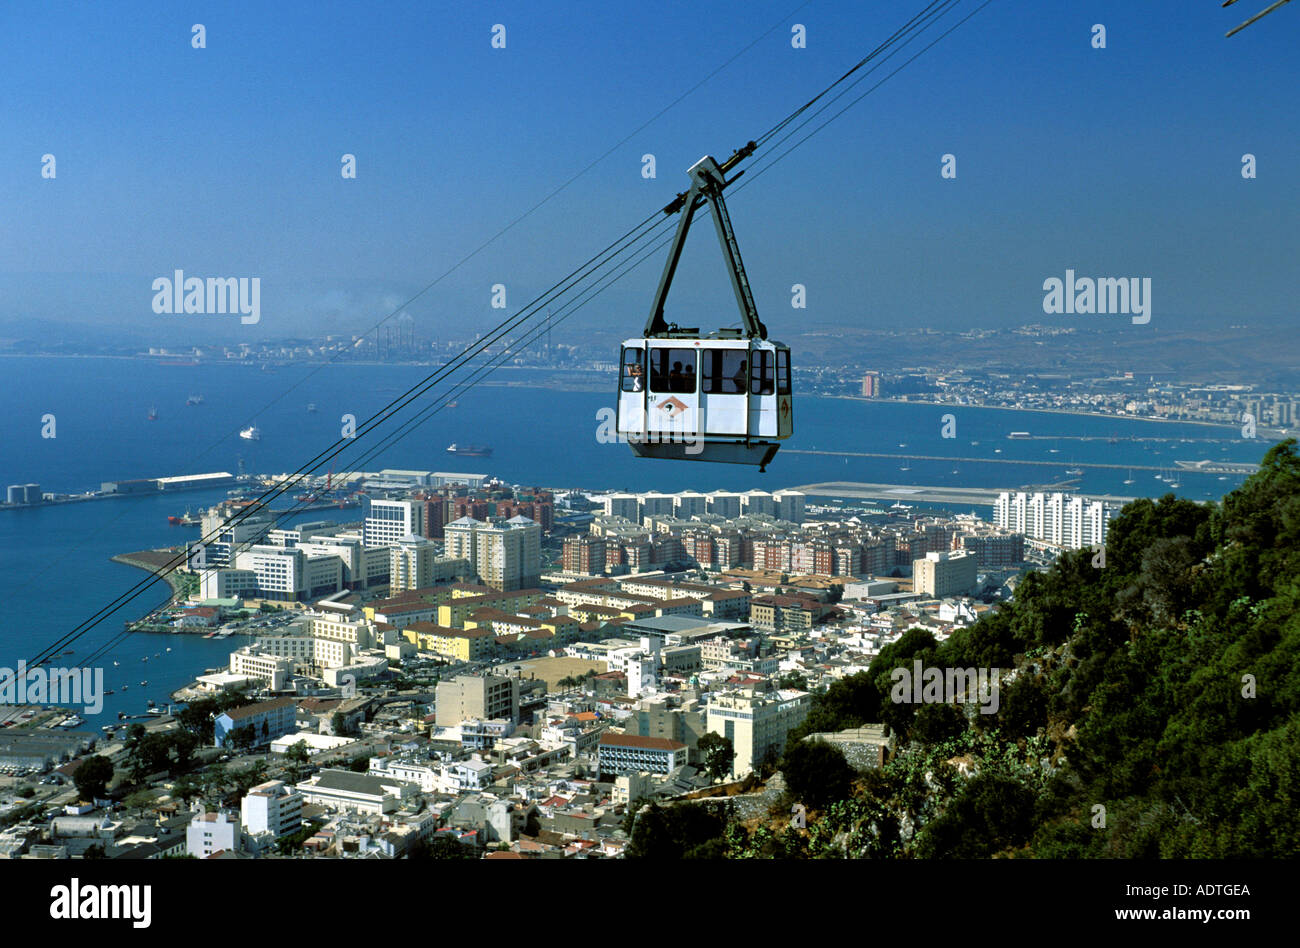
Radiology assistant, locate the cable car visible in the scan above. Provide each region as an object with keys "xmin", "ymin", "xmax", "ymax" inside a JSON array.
[{"xmin": 616, "ymin": 143, "xmax": 792, "ymax": 472}]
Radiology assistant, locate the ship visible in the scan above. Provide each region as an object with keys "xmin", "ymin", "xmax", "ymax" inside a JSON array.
[
  {"xmin": 186, "ymin": 394, "xmax": 204, "ymax": 406},
  {"xmin": 240, "ymin": 425, "xmax": 261, "ymax": 441},
  {"xmin": 1065, "ymin": 467, "xmax": 1084, "ymax": 476},
  {"xmin": 447, "ymin": 443, "xmax": 492, "ymax": 457},
  {"xmin": 1008, "ymin": 431, "xmax": 1031, "ymax": 439},
  {"xmin": 167, "ymin": 508, "xmax": 201, "ymax": 526}
]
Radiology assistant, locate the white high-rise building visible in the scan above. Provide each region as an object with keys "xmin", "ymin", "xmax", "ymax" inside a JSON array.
[
  {"xmin": 706, "ymin": 688, "xmax": 811, "ymax": 778},
  {"xmin": 706, "ymin": 491, "xmax": 743, "ymax": 519},
  {"xmin": 603, "ymin": 493, "xmax": 641, "ymax": 522},
  {"xmin": 445, "ymin": 516, "xmax": 541, "ymax": 591},
  {"xmin": 363, "ymin": 498, "xmax": 425, "ymax": 548},
  {"xmin": 638, "ymin": 492, "xmax": 676, "ymax": 521},
  {"xmin": 240, "ymin": 780, "xmax": 303, "ymax": 839},
  {"xmin": 674, "ymin": 491, "xmax": 709, "ymax": 519},
  {"xmin": 187, "ymin": 810, "xmax": 241, "ymax": 858},
  {"xmin": 995, "ymin": 491, "xmax": 1119, "ymax": 548},
  {"xmin": 773, "ymin": 490, "xmax": 806, "ymax": 524},
  {"xmin": 740, "ymin": 490, "xmax": 775, "ymax": 518},
  {"xmin": 390, "ymin": 537, "xmax": 437, "ymax": 592}
]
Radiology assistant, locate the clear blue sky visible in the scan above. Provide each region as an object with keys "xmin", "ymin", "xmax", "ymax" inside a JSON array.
[{"xmin": 1, "ymin": 0, "xmax": 1296, "ymax": 341}]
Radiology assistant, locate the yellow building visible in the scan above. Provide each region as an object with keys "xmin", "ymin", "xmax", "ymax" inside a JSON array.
[
  {"xmin": 403, "ymin": 621, "xmax": 496, "ymax": 661},
  {"xmin": 437, "ymin": 590, "xmax": 543, "ymax": 628}
]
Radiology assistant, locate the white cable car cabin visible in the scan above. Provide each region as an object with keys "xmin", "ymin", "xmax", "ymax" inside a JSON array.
[{"xmin": 615, "ymin": 144, "xmax": 793, "ymax": 472}]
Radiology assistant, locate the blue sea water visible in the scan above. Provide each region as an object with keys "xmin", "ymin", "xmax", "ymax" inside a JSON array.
[{"xmin": 0, "ymin": 355, "xmax": 1275, "ymax": 721}]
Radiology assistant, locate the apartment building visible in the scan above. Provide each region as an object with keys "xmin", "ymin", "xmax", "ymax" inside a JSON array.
[
  {"xmin": 705, "ymin": 688, "xmax": 812, "ymax": 777},
  {"xmin": 596, "ymin": 733, "xmax": 688, "ymax": 776},
  {"xmin": 434, "ymin": 675, "xmax": 519, "ymax": 727},
  {"xmin": 241, "ymin": 780, "xmax": 303, "ymax": 839},
  {"xmin": 914, "ymin": 550, "xmax": 980, "ymax": 598}
]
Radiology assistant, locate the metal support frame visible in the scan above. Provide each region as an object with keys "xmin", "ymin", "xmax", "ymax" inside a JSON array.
[{"xmin": 643, "ymin": 142, "xmax": 767, "ymax": 340}]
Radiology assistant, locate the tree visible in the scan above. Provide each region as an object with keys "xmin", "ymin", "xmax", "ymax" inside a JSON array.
[
  {"xmin": 777, "ymin": 671, "xmax": 807, "ymax": 690},
  {"xmin": 74, "ymin": 755, "xmax": 115, "ymax": 801},
  {"xmin": 781, "ymin": 739, "xmax": 856, "ymax": 811},
  {"xmin": 331, "ymin": 711, "xmax": 355, "ymax": 737},
  {"xmin": 697, "ymin": 733, "xmax": 736, "ymax": 784},
  {"xmin": 407, "ymin": 835, "xmax": 474, "ymax": 860},
  {"xmin": 171, "ymin": 774, "xmax": 202, "ymax": 806},
  {"xmin": 227, "ymin": 725, "xmax": 256, "ymax": 752},
  {"xmin": 285, "ymin": 741, "xmax": 310, "ymax": 764},
  {"xmin": 627, "ymin": 802, "xmax": 723, "ymax": 860}
]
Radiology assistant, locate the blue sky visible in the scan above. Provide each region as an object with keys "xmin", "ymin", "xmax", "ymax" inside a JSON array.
[{"xmin": 1, "ymin": 0, "xmax": 1296, "ymax": 341}]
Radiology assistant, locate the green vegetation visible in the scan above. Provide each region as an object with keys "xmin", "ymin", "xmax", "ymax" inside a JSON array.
[
  {"xmin": 697, "ymin": 732, "xmax": 736, "ymax": 784},
  {"xmin": 722, "ymin": 440, "xmax": 1300, "ymax": 858},
  {"xmin": 626, "ymin": 802, "xmax": 728, "ymax": 859}
]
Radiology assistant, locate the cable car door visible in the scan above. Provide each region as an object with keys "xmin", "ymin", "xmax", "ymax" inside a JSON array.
[
  {"xmin": 645, "ymin": 345, "xmax": 699, "ymax": 443},
  {"xmin": 617, "ymin": 344, "xmax": 646, "ymax": 440}
]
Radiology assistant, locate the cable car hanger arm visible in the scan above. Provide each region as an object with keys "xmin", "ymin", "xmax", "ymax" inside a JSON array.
[{"xmin": 643, "ymin": 141, "xmax": 768, "ymax": 340}]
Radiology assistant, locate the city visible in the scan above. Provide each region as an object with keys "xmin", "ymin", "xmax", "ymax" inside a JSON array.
[{"xmin": 1, "ymin": 473, "xmax": 1123, "ymax": 860}]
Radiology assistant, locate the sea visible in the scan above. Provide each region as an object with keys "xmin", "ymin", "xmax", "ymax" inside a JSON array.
[{"xmin": 0, "ymin": 355, "xmax": 1277, "ymax": 723}]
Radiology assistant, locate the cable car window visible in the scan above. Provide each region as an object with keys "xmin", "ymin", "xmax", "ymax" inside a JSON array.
[
  {"xmin": 777, "ymin": 350, "xmax": 791, "ymax": 395},
  {"xmin": 649, "ymin": 348, "xmax": 697, "ymax": 393},
  {"xmin": 703, "ymin": 349, "xmax": 748, "ymax": 394},
  {"xmin": 621, "ymin": 347, "xmax": 644, "ymax": 392},
  {"xmin": 750, "ymin": 350, "xmax": 775, "ymax": 396}
]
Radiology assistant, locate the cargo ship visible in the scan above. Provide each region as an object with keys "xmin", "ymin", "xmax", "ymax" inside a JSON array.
[
  {"xmin": 447, "ymin": 443, "xmax": 492, "ymax": 457},
  {"xmin": 167, "ymin": 508, "xmax": 201, "ymax": 526}
]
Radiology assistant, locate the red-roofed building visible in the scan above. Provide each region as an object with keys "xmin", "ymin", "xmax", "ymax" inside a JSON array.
[{"xmin": 596, "ymin": 732, "xmax": 687, "ymax": 776}]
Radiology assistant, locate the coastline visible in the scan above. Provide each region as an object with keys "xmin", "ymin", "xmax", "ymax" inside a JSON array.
[
  {"xmin": 111, "ymin": 549, "xmax": 187, "ymax": 599},
  {"xmin": 829, "ymin": 395, "xmax": 1286, "ymax": 438}
]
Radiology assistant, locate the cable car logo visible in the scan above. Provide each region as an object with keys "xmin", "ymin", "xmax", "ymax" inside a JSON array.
[
  {"xmin": 779, "ymin": 397, "xmax": 791, "ymax": 419},
  {"xmin": 657, "ymin": 396, "xmax": 690, "ymax": 419}
]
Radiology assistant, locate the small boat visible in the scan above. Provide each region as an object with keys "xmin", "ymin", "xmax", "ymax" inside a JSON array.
[
  {"xmin": 1048, "ymin": 448, "xmax": 1060, "ymax": 454},
  {"xmin": 113, "ymin": 661, "xmax": 119, "ymax": 666},
  {"xmin": 446, "ymin": 443, "xmax": 492, "ymax": 457},
  {"xmin": 240, "ymin": 425, "xmax": 262, "ymax": 441},
  {"xmin": 165, "ymin": 647, "xmax": 172, "ymax": 652},
  {"xmin": 104, "ymin": 690, "xmax": 115, "ymax": 696},
  {"xmin": 1123, "ymin": 470, "xmax": 1135, "ymax": 485},
  {"xmin": 140, "ymin": 681, "xmax": 148, "ymax": 686},
  {"xmin": 994, "ymin": 448, "xmax": 1002, "ymax": 454},
  {"xmin": 1065, "ymin": 467, "xmax": 1084, "ymax": 476},
  {"xmin": 186, "ymin": 394, "xmax": 204, "ymax": 406},
  {"xmin": 147, "ymin": 406, "xmax": 159, "ymax": 421},
  {"xmin": 306, "ymin": 403, "xmax": 318, "ymax": 413},
  {"xmin": 446, "ymin": 401, "xmax": 458, "ymax": 408},
  {"xmin": 1217, "ymin": 475, "xmax": 1228, "ymax": 481},
  {"xmin": 61, "ymin": 650, "xmax": 74, "ymax": 656}
]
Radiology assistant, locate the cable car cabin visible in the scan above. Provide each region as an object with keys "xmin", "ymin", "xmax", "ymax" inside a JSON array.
[
  {"xmin": 616, "ymin": 145, "xmax": 794, "ymax": 471},
  {"xmin": 617, "ymin": 335, "xmax": 792, "ymax": 471}
]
